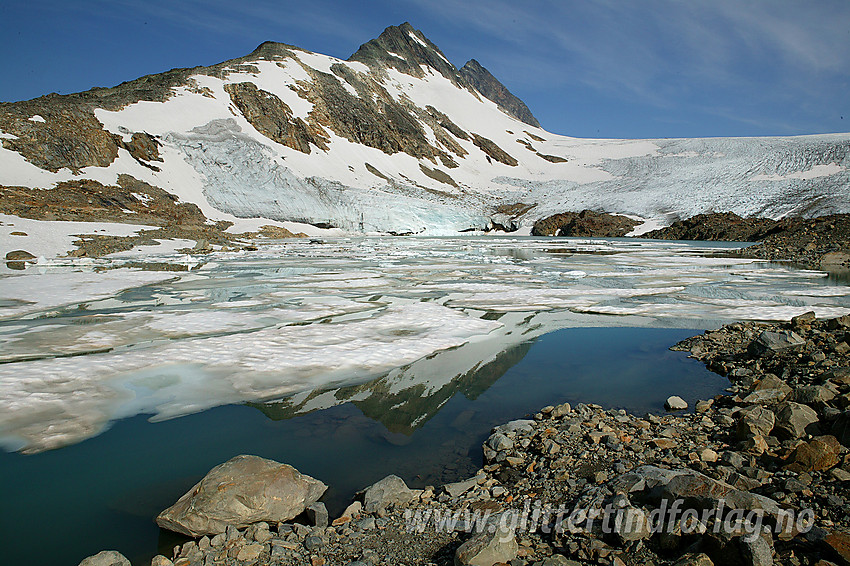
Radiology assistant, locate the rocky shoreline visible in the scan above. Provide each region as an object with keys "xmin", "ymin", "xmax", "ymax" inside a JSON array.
[
  {"xmin": 75, "ymin": 312, "xmax": 850, "ymax": 566},
  {"xmin": 642, "ymin": 212, "xmax": 850, "ymax": 271}
]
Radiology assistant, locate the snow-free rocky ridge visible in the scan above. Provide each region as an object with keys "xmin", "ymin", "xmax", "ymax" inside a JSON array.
[{"xmin": 1, "ymin": 22, "xmax": 849, "ymax": 254}]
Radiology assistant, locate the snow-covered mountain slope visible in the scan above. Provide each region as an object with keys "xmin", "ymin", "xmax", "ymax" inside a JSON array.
[{"xmin": 0, "ymin": 23, "xmax": 848, "ymax": 240}]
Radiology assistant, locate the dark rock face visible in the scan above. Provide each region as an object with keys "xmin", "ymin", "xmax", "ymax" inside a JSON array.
[
  {"xmin": 531, "ymin": 209, "xmax": 639, "ymax": 237},
  {"xmin": 224, "ymin": 82, "xmax": 322, "ymax": 154},
  {"xmin": 471, "ymin": 133, "xmax": 518, "ymax": 166},
  {"xmin": 0, "ymin": 175, "xmax": 206, "ymax": 227},
  {"xmin": 348, "ymin": 22, "xmax": 460, "ymax": 84},
  {"xmin": 643, "ymin": 212, "xmax": 778, "ymax": 242},
  {"xmin": 458, "ymin": 59, "xmax": 540, "ymax": 128},
  {"xmin": 643, "ymin": 212, "xmax": 850, "ymax": 270}
]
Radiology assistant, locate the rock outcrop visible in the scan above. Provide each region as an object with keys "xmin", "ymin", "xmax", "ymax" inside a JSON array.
[{"xmin": 531, "ymin": 210, "xmax": 639, "ymax": 237}]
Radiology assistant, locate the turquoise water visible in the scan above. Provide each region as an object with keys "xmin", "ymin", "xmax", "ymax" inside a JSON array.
[{"xmin": 0, "ymin": 326, "xmax": 726, "ymax": 566}]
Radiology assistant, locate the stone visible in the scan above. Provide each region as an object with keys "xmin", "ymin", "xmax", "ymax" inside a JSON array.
[
  {"xmin": 156, "ymin": 455, "xmax": 327, "ymax": 537},
  {"xmin": 774, "ymin": 402, "xmax": 820, "ymax": 439},
  {"xmin": 825, "ymin": 531, "xmax": 850, "ymax": 564},
  {"xmin": 235, "ymin": 543, "xmax": 264, "ymax": 562},
  {"xmin": 831, "ymin": 411, "xmax": 850, "ymax": 447},
  {"xmin": 784, "ymin": 435, "xmax": 841, "ymax": 472},
  {"xmin": 5, "ymin": 250, "xmax": 36, "ymax": 261},
  {"xmin": 333, "ymin": 500, "xmax": 362, "ymax": 525},
  {"xmin": 749, "ymin": 330, "xmax": 806, "ymax": 355},
  {"xmin": 794, "ymin": 385, "xmax": 837, "ymax": 405},
  {"xmin": 831, "ymin": 468, "xmax": 850, "ymax": 482},
  {"xmin": 754, "ymin": 374, "xmax": 790, "ymax": 392},
  {"xmin": 614, "ymin": 506, "xmax": 652, "ymax": 542},
  {"xmin": 665, "ymin": 396, "xmax": 688, "ymax": 411},
  {"xmin": 695, "ymin": 399, "xmax": 714, "ymax": 414},
  {"xmin": 742, "ymin": 435, "xmax": 769, "ymax": 455},
  {"xmin": 78, "ymin": 551, "xmax": 131, "ymax": 566},
  {"xmin": 736, "ymin": 406, "xmax": 775, "ymax": 439},
  {"xmin": 150, "ymin": 556, "xmax": 173, "ymax": 566},
  {"xmin": 304, "ymin": 535, "xmax": 324, "ymax": 551},
  {"xmin": 362, "ymin": 475, "xmax": 415, "ymax": 513},
  {"xmin": 454, "ymin": 514, "xmax": 519, "ymax": 566},
  {"xmin": 742, "ymin": 389, "xmax": 789, "ymax": 405},
  {"xmin": 741, "ymin": 534, "xmax": 774, "ymax": 566},
  {"xmin": 673, "ymin": 554, "xmax": 714, "ymax": 566},
  {"xmin": 487, "ymin": 432, "xmax": 514, "ymax": 452},
  {"xmin": 792, "ymin": 311, "xmax": 817, "ymax": 326},
  {"xmin": 699, "ymin": 448, "xmax": 719, "ymax": 462},
  {"xmin": 444, "ymin": 477, "xmax": 478, "ymax": 498},
  {"xmin": 541, "ymin": 556, "xmax": 581, "ymax": 566},
  {"xmin": 495, "ymin": 419, "xmax": 535, "ymax": 435},
  {"xmin": 305, "ymin": 502, "xmax": 328, "ymax": 528},
  {"xmin": 827, "ymin": 315, "xmax": 850, "ymax": 330},
  {"xmin": 550, "ymin": 403, "xmax": 572, "ymax": 418}
]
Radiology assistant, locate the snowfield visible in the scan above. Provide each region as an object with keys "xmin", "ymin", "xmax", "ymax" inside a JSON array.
[{"xmin": 0, "ymin": 40, "xmax": 847, "ymax": 241}]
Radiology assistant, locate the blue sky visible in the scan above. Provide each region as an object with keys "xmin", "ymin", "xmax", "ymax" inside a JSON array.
[{"xmin": 1, "ymin": 0, "xmax": 847, "ymax": 139}]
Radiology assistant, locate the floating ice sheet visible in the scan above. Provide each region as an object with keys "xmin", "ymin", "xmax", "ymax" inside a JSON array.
[{"xmin": 1, "ymin": 236, "xmax": 849, "ymax": 452}]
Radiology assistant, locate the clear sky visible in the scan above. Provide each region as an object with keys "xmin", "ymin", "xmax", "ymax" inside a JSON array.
[{"xmin": 1, "ymin": 0, "xmax": 848, "ymax": 139}]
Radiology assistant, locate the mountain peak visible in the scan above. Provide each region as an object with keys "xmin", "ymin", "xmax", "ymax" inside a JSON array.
[
  {"xmin": 348, "ymin": 23, "xmax": 459, "ymax": 83},
  {"xmin": 459, "ymin": 59, "xmax": 540, "ymax": 128}
]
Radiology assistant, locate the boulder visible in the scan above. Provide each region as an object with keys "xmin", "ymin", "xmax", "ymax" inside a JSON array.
[
  {"xmin": 487, "ymin": 432, "xmax": 514, "ymax": 452},
  {"xmin": 736, "ymin": 406, "xmax": 775, "ymax": 439},
  {"xmin": 784, "ymin": 436, "xmax": 841, "ymax": 472},
  {"xmin": 305, "ymin": 502, "xmax": 328, "ymax": 528},
  {"xmin": 824, "ymin": 531, "xmax": 850, "ymax": 564},
  {"xmin": 362, "ymin": 474, "xmax": 415, "ymax": 513},
  {"xmin": 673, "ymin": 554, "xmax": 714, "ymax": 566},
  {"xmin": 614, "ymin": 505, "xmax": 652, "ymax": 542},
  {"xmin": 748, "ymin": 331, "xmax": 806, "ymax": 356},
  {"xmin": 751, "ymin": 374, "xmax": 793, "ymax": 396},
  {"xmin": 156, "ymin": 455, "xmax": 327, "ymax": 537},
  {"xmin": 78, "ymin": 551, "xmax": 131, "ymax": 566},
  {"xmin": 774, "ymin": 402, "xmax": 820, "ymax": 439},
  {"xmin": 832, "ymin": 411, "xmax": 850, "ymax": 447},
  {"xmin": 665, "ymin": 396, "xmax": 688, "ymax": 411},
  {"xmin": 794, "ymin": 385, "xmax": 837, "ymax": 405},
  {"xmin": 454, "ymin": 514, "xmax": 518, "ymax": 566}
]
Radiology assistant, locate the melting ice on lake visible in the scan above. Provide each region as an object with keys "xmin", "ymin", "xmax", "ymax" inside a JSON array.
[{"xmin": 1, "ymin": 236, "xmax": 849, "ymax": 453}]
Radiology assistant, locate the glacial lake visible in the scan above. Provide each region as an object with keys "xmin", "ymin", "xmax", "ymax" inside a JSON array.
[{"xmin": 2, "ymin": 236, "xmax": 850, "ymax": 565}]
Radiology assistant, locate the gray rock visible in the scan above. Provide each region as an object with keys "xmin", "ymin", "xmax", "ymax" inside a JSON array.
[
  {"xmin": 495, "ymin": 419, "xmax": 535, "ymax": 435},
  {"xmin": 454, "ymin": 514, "xmax": 518, "ymax": 566},
  {"xmin": 487, "ymin": 432, "xmax": 514, "ymax": 452},
  {"xmin": 741, "ymin": 534, "xmax": 774, "ymax": 566},
  {"xmin": 736, "ymin": 406, "xmax": 775, "ymax": 439},
  {"xmin": 665, "ymin": 396, "xmax": 688, "ymax": 411},
  {"xmin": 362, "ymin": 474, "xmax": 415, "ymax": 513},
  {"xmin": 742, "ymin": 389, "xmax": 789, "ymax": 405},
  {"xmin": 793, "ymin": 385, "xmax": 836, "ymax": 404},
  {"xmin": 614, "ymin": 506, "xmax": 652, "ymax": 542},
  {"xmin": 304, "ymin": 535, "xmax": 324, "ymax": 551},
  {"xmin": 78, "ymin": 551, "xmax": 130, "ymax": 566},
  {"xmin": 749, "ymin": 330, "xmax": 806, "ymax": 355},
  {"xmin": 774, "ymin": 402, "xmax": 819, "ymax": 439},
  {"xmin": 444, "ymin": 477, "xmax": 478, "ymax": 498},
  {"xmin": 150, "ymin": 556, "xmax": 173, "ymax": 566},
  {"xmin": 541, "ymin": 556, "xmax": 581, "ymax": 566},
  {"xmin": 673, "ymin": 554, "xmax": 714, "ymax": 566},
  {"xmin": 550, "ymin": 403, "xmax": 572, "ymax": 418},
  {"xmin": 305, "ymin": 502, "xmax": 328, "ymax": 528},
  {"xmin": 156, "ymin": 455, "xmax": 327, "ymax": 537}
]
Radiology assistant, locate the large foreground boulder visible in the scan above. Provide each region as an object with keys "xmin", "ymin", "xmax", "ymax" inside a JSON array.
[
  {"xmin": 78, "ymin": 551, "xmax": 130, "ymax": 566},
  {"xmin": 156, "ymin": 455, "xmax": 327, "ymax": 537}
]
